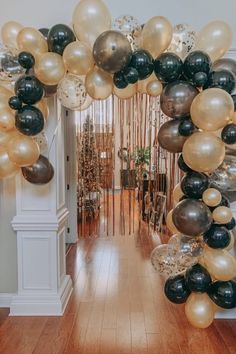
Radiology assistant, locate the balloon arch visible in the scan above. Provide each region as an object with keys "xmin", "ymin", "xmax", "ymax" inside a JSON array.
[{"xmin": 0, "ymin": 0, "xmax": 236, "ymax": 328}]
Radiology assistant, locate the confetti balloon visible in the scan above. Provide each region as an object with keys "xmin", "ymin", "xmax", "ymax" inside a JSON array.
[
  {"xmin": 168, "ymin": 234, "xmax": 204, "ymax": 259},
  {"xmin": 0, "ymin": 45, "xmax": 25, "ymax": 81},
  {"xmin": 167, "ymin": 24, "xmax": 196, "ymax": 59},
  {"xmin": 113, "ymin": 15, "xmax": 141, "ymax": 34},
  {"xmin": 33, "ymin": 132, "xmax": 48, "ymax": 154},
  {"xmin": 57, "ymin": 73, "xmax": 87, "ymax": 110}
]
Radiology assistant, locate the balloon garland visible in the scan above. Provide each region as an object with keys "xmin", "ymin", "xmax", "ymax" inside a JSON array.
[{"xmin": 0, "ymin": 0, "xmax": 236, "ymax": 327}]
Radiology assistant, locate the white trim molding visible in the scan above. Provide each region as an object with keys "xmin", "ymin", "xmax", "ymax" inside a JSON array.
[{"xmin": 0, "ymin": 293, "xmax": 14, "ymax": 308}]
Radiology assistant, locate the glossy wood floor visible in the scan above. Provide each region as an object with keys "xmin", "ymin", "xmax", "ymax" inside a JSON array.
[{"xmin": 0, "ymin": 192, "xmax": 236, "ymax": 354}]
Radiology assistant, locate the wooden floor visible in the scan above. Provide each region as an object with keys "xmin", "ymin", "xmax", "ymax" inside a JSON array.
[{"xmin": 0, "ymin": 192, "xmax": 236, "ymax": 353}]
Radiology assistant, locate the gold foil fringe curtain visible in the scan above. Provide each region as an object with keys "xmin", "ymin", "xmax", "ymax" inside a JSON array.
[{"xmin": 76, "ymin": 94, "xmax": 181, "ymax": 237}]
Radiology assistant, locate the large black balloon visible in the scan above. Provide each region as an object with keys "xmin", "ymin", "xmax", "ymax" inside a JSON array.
[
  {"xmin": 21, "ymin": 155, "xmax": 54, "ymax": 185},
  {"xmin": 15, "ymin": 105, "xmax": 44, "ymax": 136},
  {"xmin": 178, "ymin": 118, "xmax": 195, "ymax": 136},
  {"xmin": 183, "ymin": 50, "xmax": 212, "ymax": 79},
  {"xmin": 203, "ymin": 224, "xmax": 230, "ymax": 249},
  {"xmin": 113, "ymin": 71, "xmax": 128, "ymax": 89},
  {"xmin": 128, "ymin": 49, "xmax": 154, "ymax": 80},
  {"xmin": 221, "ymin": 123, "xmax": 236, "ymax": 144},
  {"xmin": 15, "ymin": 76, "xmax": 44, "ymax": 105},
  {"xmin": 208, "ymin": 280, "xmax": 236, "ymax": 309},
  {"xmin": 181, "ymin": 172, "xmax": 209, "ymax": 199},
  {"xmin": 154, "ymin": 52, "xmax": 183, "ymax": 83},
  {"xmin": 177, "ymin": 154, "xmax": 192, "ymax": 173},
  {"xmin": 48, "ymin": 24, "xmax": 76, "ymax": 55},
  {"xmin": 224, "ymin": 217, "xmax": 236, "ymax": 230},
  {"xmin": 18, "ymin": 52, "xmax": 35, "ymax": 70},
  {"xmin": 164, "ymin": 275, "xmax": 191, "ymax": 304},
  {"xmin": 185, "ymin": 264, "xmax": 212, "ymax": 293},
  {"xmin": 205, "ymin": 70, "xmax": 235, "ymax": 93},
  {"xmin": 123, "ymin": 67, "xmax": 139, "ymax": 84}
]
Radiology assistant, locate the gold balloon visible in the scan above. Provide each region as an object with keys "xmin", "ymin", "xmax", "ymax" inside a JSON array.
[
  {"xmin": 0, "ymin": 147, "xmax": 20, "ymax": 179},
  {"xmin": 1, "ymin": 21, "xmax": 23, "ymax": 48},
  {"xmin": 203, "ymin": 247, "xmax": 236, "ymax": 281},
  {"xmin": 147, "ymin": 80, "xmax": 163, "ymax": 97},
  {"xmin": 0, "ymin": 129, "xmax": 19, "ymax": 148},
  {"xmin": 85, "ymin": 67, "xmax": 113, "ymax": 100},
  {"xmin": 212, "ymin": 206, "xmax": 233, "ymax": 224},
  {"xmin": 141, "ymin": 16, "xmax": 173, "ymax": 58},
  {"xmin": 226, "ymin": 231, "xmax": 235, "ymax": 251},
  {"xmin": 232, "ymin": 112, "xmax": 236, "ymax": 124},
  {"xmin": 191, "ymin": 88, "xmax": 234, "ymax": 131},
  {"xmin": 63, "ymin": 41, "xmax": 94, "ymax": 75},
  {"xmin": 34, "ymin": 53, "xmax": 66, "ymax": 86},
  {"xmin": 185, "ymin": 293, "xmax": 215, "ymax": 329},
  {"xmin": 7, "ymin": 135, "xmax": 40, "ymax": 167},
  {"xmin": 202, "ymin": 188, "xmax": 222, "ymax": 207},
  {"xmin": 137, "ymin": 73, "xmax": 156, "ymax": 94},
  {"xmin": 17, "ymin": 27, "xmax": 48, "ymax": 57},
  {"xmin": 0, "ymin": 107, "xmax": 15, "ymax": 131},
  {"xmin": 35, "ymin": 99, "xmax": 49, "ymax": 120},
  {"xmin": 72, "ymin": 0, "xmax": 111, "ymax": 48},
  {"xmin": 196, "ymin": 21, "xmax": 233, "ymax": 61},
  {"xmin": 166, "ymin": 209, "xmax": 179, "ymax": 234},
  {"xmin": 182, "ymin": 131, "xmax": 225, "ymax": 173},
  {"xmin": 0, "ymin": 86, "xmax": 14, "ymax": 110},
  {"xmin": 113, "ymin": 84, "xmax": 137, "ymax": 99},
  {"xmin": 173, "ymin": 183, "xmax": 184, "ymax": 205}
]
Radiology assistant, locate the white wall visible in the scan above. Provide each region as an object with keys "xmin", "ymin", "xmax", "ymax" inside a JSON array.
[{"xmin": 0, "ymin": 0, "xmax": 236, "ymax": 47}]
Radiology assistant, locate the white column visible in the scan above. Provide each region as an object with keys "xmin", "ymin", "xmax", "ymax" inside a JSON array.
[{"xmin": 10, "ymin": 98, "xmax": 73, "ymax": 316}]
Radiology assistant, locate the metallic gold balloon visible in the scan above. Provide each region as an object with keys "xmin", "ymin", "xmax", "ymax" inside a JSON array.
[
  {"xmin": 137, "ymin": 72, "xmax": 156, "ymax": 94},
  {"xmin": 166, "ymin": 209, "xmax": 179, "ymax": 234},
  {"xmin": 212, "ymin": 58, "xmax": 236, "ymax": 78},
  {"xmin": 0, "ymin": 147, "xmax": 19, "ymax": 179},
  {"xmin": 182, "ymin": 131, "xmax": 225, "ymax": 173},
  {"xmin": 203, "ymin": 247, "xmax": 236, "ymax": 281},
  {"xmin": 191, "ymin": 88, "xmax": 234, "ymax": 131},
  {"xmin": 202, "ymin": 188, "xmax": 222, "ymax": 207},
  {"xmin": 141, "ymin": 16, "xmax": 173, "ymax": 58},
  {"xmin": 63, "ymin": 41, "xmax": 94, "ymax": 76},
  {"xmin": 85, "ymin": 66, "xmax": 113, "ymax": 100},
  {"xmin": 17, "ymin": 27, "xmax": 48, "ymax": 57},
  {"xmin": 1, "ymin": 21, "xmax": 23, "ymax": 48},
  {"xmin": 173, "ymin": 183, "xmax": 184, "ymax": 205},
  {"xmin": 185, "ymin": 293, "xmax": 215, "ymax": 329},
  {"xmin": 93, "ymin": 30, "xmax": 132, "ymax": 73},
  {"xmin": 72, "ymin": 0, "xmax": 111, "ymax": 48},
  {"xmin": 0, "ymin": 129, "xmax": 19, "ymax": 147},
  {"xmin": 0, "ymin": 107, "xmax": 15, "ymax": 131},
  {"xmin": 158, "ymin": 119, "xmax": 187, "ymax": 153},
  {"xmin": 196, "ymin": 21, "xmax": 233, "ymax": 61},
  {"xmin": 35, "ymin": 99, "xmax": 49, "ymax": 120},
  {"xmin": 113, "ymin": 84, "xmax": 137, "ymax": 99},
  {"xmin": 212, "ymin": 206, "xmax": 233, "ymax": 224},
  {"xmin": 34, "ymin": 53, "xmax": 66, "ymax": 86},
  {"xmin": 7, "ymin": 135, "xmax": 40, "ymax": 167},
  {"xmin": 147, "ymin": 80, "xmax": 163, "ymax": 97},
  {"xmin": 232, "ymin": 112, "xmax": 236, "ymax": 124},
  {"xmin": 0, "ymin": 86, "xmax": 14, "ymax": 109}
]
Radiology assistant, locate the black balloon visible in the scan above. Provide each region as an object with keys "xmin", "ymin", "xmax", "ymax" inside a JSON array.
[
  {"xmin": 113, "ymin": 71, "xmax": 128, "ymax": 89},
  {"xmin": 221, "ymin": 123, "xmax": 236, "ymax": 144},
  {"xmin": 208, "ymin": 280, "xmax": 236, "ymax": 309},
  {"xmin": 154, "ymin": 52, "xmax": 183, "ymax": 83},
  {"xmin": 178, "ymin": 118, "xmax": 195, "ymax": 136},
  {"xmin": 15, "ymin": 75, "xmax": 44, "ymax": 105},
  {"xmin": 181, "ymin": 172, "xmax": 209, "ymax": 199},
  {"xmin": 39, "ymin": 28, "xmax": 49, "ymax": 40},
  {"xmin": 178, "ymin": 154, "xmax": 192, "ymax": 173},
  {"xmin": 203, "ymin": 224, "xmax": 230, "ymax": 249},
  {"xmin": 205, "ymin": 70, "xmax": 235, "ymax": 93},
  {"xmin": 21, "ymin": 155, "xmax": 54, "ymax": 185},
  {"xmin": 18, "ymin": 52, "xmax": 35, "ymax": 70},
  {"xmin": 128, "ymin": 49, "xmax": 154, "ymax": 80},
  {"xmin": 231, "ymin": 94, "xmax": 236, "ymax": 111},
  {"xmin": 220, "ymin": 194, "xmax": 231, "ymax": 208},
  {"xmin": 185, "ymin": 264, "xmax": 212, "ymax": 293},
  {"xmin": 15, "ymin": 105, "xmax": 44, "ymax": 136},
  {"xmin": 193, "ymin": 72, "xmax": 208, "ymax": 87},
  {"xmin": 157, "ymin": 119, "xmax": 187, "ymax": 153},
  {"xmin": 47, "ymin": 24, "xmax": 76, "ymax": 55},
  {"xmin": 184, "ymin": 50, "xmax": 212, "ymax": 79},
  {"xmin": 123, "ymin": 67, "xmax": 139, "ymax": 84},
  {"xmin": 164, "ymin": 275, "xmax": 191, "ymax": 304},
  {"xmin": 8, "ymin": 96, "xmax": 22, "ymax": 110},
  {"xmin": 224, "ymin": 217, "xmax": 236, "ymax": 230}
]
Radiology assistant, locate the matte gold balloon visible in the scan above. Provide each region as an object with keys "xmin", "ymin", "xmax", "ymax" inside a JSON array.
[
  {"xmin": 0, "ymin": 86, "xmax": 14, "ymax": 109},
  {"xmin": 113, "ymin": 84, "xmax": 137, "ymax": 99},
  {"xmin": 202, "ymin": 188, "xmax": 222, "ymax": 207},
  {"xmin": 72, "ymin": 0, "xmax": 111, "ymax": 48},
  {"xmin": 0, "ymin": 147, "xmax": 19, "ymax": 179},
  {"xmin": 141, "ymin": 16, "xmax": 173, "ymax": 58},
  {"xmin": 147, "ymin": 80, "xmax": 163, "ymax": 97},
  {"xmin": 137, "ymin": 72, "xmax": 156, "ymax": 94},
  {"xmin": 196, "ymin": 21, "xmax": 233, "ymax": 61},
  {"xmin": 0, "ymin": 107, "xmax": 15, "ymax": 131},
  {"xmin": 85, "ymin": 67, "xmax": 113, "ymax": 100},
  {"xmin": 226, "ymin": 231, "xmax": 235, "ymax": 251},
  {"xmin": 185, "ymin": 293, "xmax": 215, "ymax": 329},
  {"xmin": 212, "ymin": 206, "xmax": 233, "ymax": 224},
  {"xmin": 63, "ymin": 41, "xmax": 94, "ymax": 75},
  {"xmin": 182, "ymin": 131, "xmax": 225, "ymax": 173},
  {"xmin": 0, "ymin": 129, "xmax": 19, "ymax": 147},
  {"xmin": 191, "ymin": 88, "xmax": 234, "ymax": 131},
  {"xmin": 203, "ymin": 247, "xmax": 236, "ymax": 281},
  {"xmin": 232, "ymin": 112, "xmax": 236, "ymax": 124},
  {"xmin": 173, "ymin": 183, "xmax": 184, "ymax": 205},
  {"xmin": 17, "ymin": 27, "xmax": 48, "ymax": 57},
  {"xmin": 34, "ymin": 53, "xmax": 66, "ymax": 86},
  {"xmin": 35, "ymin": 99, "xmax": 49, "ymax": 120},
  {"xmin": 1, "ymin": 21, "xmax": 23, "ymax": 48},
  {"xmin": 166, "ymin": 209, "xmax": 179, "ymax": 234},
  {"xmin": 7, "ymin": 135, "xmax": 40, "ymax": 167}
]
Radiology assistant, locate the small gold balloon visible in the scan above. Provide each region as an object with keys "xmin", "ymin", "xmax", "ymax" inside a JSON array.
[
  {"xmin": 185, "ymin": 293, "xmax": 215, "ymax": 329},
  {"xmin": 137, "ymin": 73, "xmax": 156, "ymax": 94},
  {"xmin": 34, "ymin": 53, "xmax": 66, "ymax": 86},
  {"xmin": 173, "ymin": 183, "xmax": 184, "ymax": 205},
  {"xmin": 85, "ymin": 67, "xmax": 113, "ymax": 100},
  {"xmin": 182, "ymin": 131, "xmax": 225, "ymax": 173},
  {"xmin": 0, "ymin": 107, "xmax": 15, "ymax": 131},
  {"xmin": 166, "ymin": 209, "xmax": 179, "ymax": 234},
  {"xmin": 226, "ymin": 231, "xmax": 235, "ymax": 251},
  {"xmin": 202, "ymin": 188, "xmax": 222, "ymax": 207},
  {"xmin": 203, "ymin": 247, "xmax": 236, "ymax": 281},
  {"xmin": 147, "ymin": 80, "xmax": 163, "ymax": 97},
  {"xmin": 1, "ymin": 21, "xmax": 23, "ymax": 48},
  {"xmin": 113, "ymin": 84, "xmax": 137, "ymax": 99},
  {"xmin": 212, "ymin": 206, "xmax": 233, "ymax": 224},
  {"xmin": 0, "ymin": 147, "xmax": 20, "ymax": 179},
  {"xmin": 35, "ymin": 99, "xmax": 49, "ymax": 120},
  {"xmin": 7, "ymin": 135, "xmax": 40, "ymax": 167},
  {"xmin": 17, "ymin": 27, "xmax": 48, "ymax": 57},
  {"xmin": 63, "ymin": 41, "xmax": 94, "ymax": 76}
]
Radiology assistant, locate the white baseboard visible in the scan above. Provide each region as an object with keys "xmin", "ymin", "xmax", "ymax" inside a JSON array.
[
  {"xmin": 0, "ymin": 293, "xmax": 14, "ymax": 308},
  {"xmin": 215, "ymin": 307, "xmax": 236, "ymax": 319}
]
